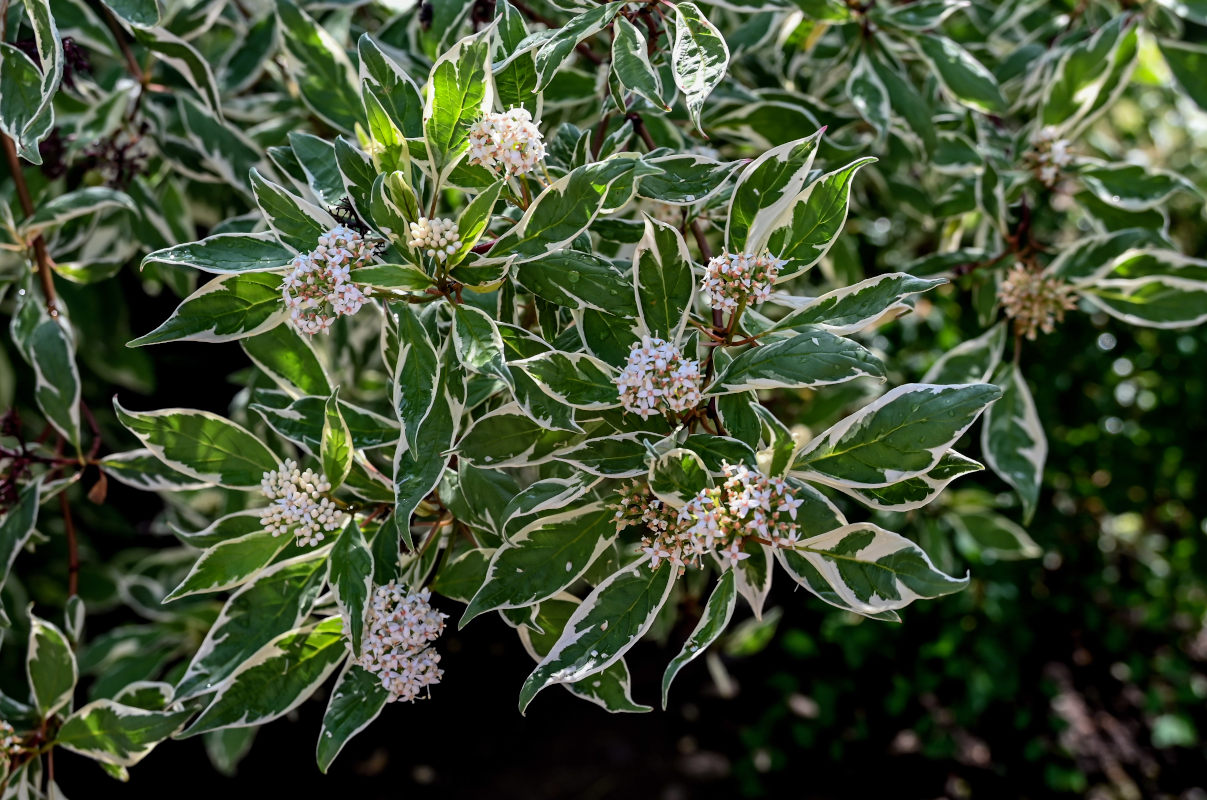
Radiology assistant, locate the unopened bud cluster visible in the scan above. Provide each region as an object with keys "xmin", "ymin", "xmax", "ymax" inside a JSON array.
[
  {"xmin": 0, "ymin": 720, "xmax": 18, "ymax": 760},
  {"xmin": 407, "ymin": 217, "xmax": 462, "ymax": 262},
  {"xmin": 259, "ymin": 459, "xmax": 346, "ymax": 547},
  {"xmin": 356, "ymin": 582, "xmax": 447, "ymax": 703},
  {"xmin": 615, "ymin": 336, "xmax": 703, "ymax": 419},
  {"xmin": 998, "ymin": 264, "xmax": 1078, "ymax": 340},
  {"xmin": 1030, "ymin": 125, "xmax": 1074, "ymax": 187},
  {"xmin": 702, "ymin": 251, "xmax": 784, "ymax": 312},
  {"xmin": 282, "ymin": 225, "xmax": 374, "ymax": 335},
  {"xmin": 615, "ymin": 464, "xmax": 808, "ymax": 574},
  {"xmin": 468, "ymin": 108, "xmax": 547, "ymax": 177}
]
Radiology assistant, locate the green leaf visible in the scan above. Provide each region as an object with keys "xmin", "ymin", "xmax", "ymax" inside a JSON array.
[
  {"xmin": 489, "ymin": 159, "xmax": 642, "ymax": 261},
  {"xmin": 727, "ymin": 131, "xmax": 823, "ymax": 256},
  {"xmin": 493, "ymin": 2, "xmax": 539, "ymax": 114},
  {"xmin": 276, "ymin": 0, "xmax": 360, "ymax": 131},
  {"xmin": 922, "ymin": 322, "xmax": 1006, "ymax": 385},
  {"xmin": 914, "ymin": 34, "xmax": 1006, "ymax": 114},
  {"xmin": 774, "ymin": 273, "xmax": 945, "ymax": 335},
  {"xmin": 0, "ymin": 480, "xmax": 40, "ymax": 595},
  {"xmin": 10, "ymin": 295, "xmax": 81, "ymax": 449},
  {"xmin": 637, "ymin": 154, "xmax": 741, "ymax": 206},
  {"xmin": 452, "ymin": 304, "xmax": 515, "ymax": 392},
  {"xmin": 1078, "ymin": 163, "xmax": 1197, "ymax": 212},
  {"xmin": 671, "ymin": 2, "xmax": 730, "ymax": 133},
  {"xmin": 662, "ymin": 569, "xmax": 736, "ymax": 709},
  {"xmin": 830, "ymin": 451, "xmax": 985, "ymax": 512},
  {"xmin": 634, "ymin": 215, "xmax": 695, "ymax": 342},
  {"xmin": 981, "ymin": 364, "xmax": 1045, "ymax": 523},
  {"xmin": 0, "ymin": 43, "xmax": 53, "ymax": 162},
  {"xmin": 114, "ymin": 400, "xmax": 279, "ymax": 489},
  {"xmin": 56, "ymin": 701, "xmax": 190, "ymax": 767},
  {"xmin": 1041, "ymin": 16, "xmax": 1137, "ymax": 133},
  {"xmin": 847, "ymin": 51, "xmax": 890, "ymax": 137},
  {"xmin": 457, "ymin": 405, "xmax": 579, "ymax": 467},
  {"xmin": 793, "ymin": 383, "xmax": 1001, "ymax": 487},
  {"xmin": 515, "ymin": 351, "xmax": 619, "ymax": 410},
  {"xmin": 251, "ymin": 169, "xmax": 333, "ymax": 252},
  {"xmin": 1159, "ymin": 38, "xmax": 1207, "ymax": 110},
  {"xmin": 450, "ymin": 180, "xmax": 505, "ymax": 265},
  {"xmin": 130, "ymin": 272, "xmax": 286, "ymax": 346},
  {"xmin": 321, "ymin": 390, "xmax": 354, "ymax": 490},
  {"xmin": 142, "ymin": 233, "xmax": 295, "ymax": 275},
  {"xmin": 21, "ymin": 187, "xmax": 135, "ymax": 235},
  {"xmin": 612, "ymin": 17, "xmax": 667, "ymax": 109},
  {"xmin": 316, "ymin": 663, "xmax": 388, "ymax": 773},
  {"xmin": 648, "ymin": 448, "xmax": 710, "ymax": 509},
  {"xmin": 132, "ymin": 25, "xmax": 223, "ymax": 116},
  {"xmin": 289, "ymin": 132, "xmax": 345, "ymax": 205},
  {"xmin": 424, "ymin": 29, "xmax": 492, "ymax": 176},
  {"xmin": 242, "ymin": 324, "xmax": 331, "ymax": 398},
  {"xmin": 165, "ymin": 530, "xmax": 289, "ymax": 602},
  {"xmin": 184, "ymin": 617, "xmax": 347, "ymax": 736},
  {"xmin": 534, "ymin": 5, "xmax": 622, "ymax": 90},
  {"xmin": 392, "ymin": 302, "xmax": 442, "ymax": 450},
  {"xmin": 462, "ymin": 503, "xmax": 619, "ymax": 625},
  {"xmin": 513, "ymin": 251, "xmax": 636, "ymax": 317},
  {"xmin": 767, "ymin": 157, "xmax": 876, "ymax": 279},
  {"xmin": 329, "ymin": 520, "xmax": 373, "ymax": 655},
  {"xmin": 555, "ymin": 433, "xmax": 655, "ymax": 478},
  {"xmin": 707, "ymin": 328, "xmax": 884, "ymax": 394},
  {"xmin": 28, "ymin": 614, "xmax": 77, "ymax": 716},
  {"xmin": 101, "ymin": 0, "xmax": 161, "ymax": 27},
  {"xmin": 947, "ymin": 510, "xmax": 1042, "ymax": 561},
  {"xmin": 358, "ymin": 34, "xmax": 424, "ymax": 137},
  {"xmin": 518, "ymin": 560, "xmax": 677, "ymax": 713},
  {"xmin": 175, "ymin": 550, "xmax": 330, "ymax": 700},
  {"xmin": 253, "ymin": 396, "xmax": 399, "ymax": 453},
  {"xmin": 779, "ymin": 523, "xmax": 967, "ymax": 616}
]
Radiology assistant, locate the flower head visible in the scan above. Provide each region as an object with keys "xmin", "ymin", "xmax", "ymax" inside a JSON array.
[
  {"xmin": 468, "ymin": 108, "xmax": 547, "ymax": 177},
  {"xmin": 614, "ymin": 465, "xmax": 810, "ymax": 575},
  {"xmin": 1030, "ymin": 125, "xmax": 1074, "ymax": 187},
  {"xmin": 282, "ymin": 225, "xmax": 374, "ymax": 336},
  {"xmin": 356, "ymin": 581, "xmax": 447, "ymax": 703},
  {"xmin": 259, "ymin": 459, "xmax": 346, "ymax": 547},
  {"xmin": 615, "ymin": 336, "xmax": 703, "ymax": 420},
  {"xmin": 998, "ymin": 264, "xmax": 1078, "ymax": 340},
  {"xmin": 407, "ymin": 217, "xmax": 462, "ymax": 262},
  {"xmin": 0, "ymin": 720, "xmax": 19, "ymax": 763},
  {"xmin": 702, "ymin": 251, "xmax": 784, "ymax": 313}
]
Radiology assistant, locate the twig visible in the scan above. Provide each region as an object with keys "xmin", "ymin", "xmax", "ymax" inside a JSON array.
[
  {"xmin": 96, "ymin": 2, "xmax": 144, "ymax": 82},
  {"xmin": 1, "ymin": 134, "xmax": 59, "ymax": 316},
  {"xmin": 59, "ymin": 493, "xmax": 79, "ymax": 597}
]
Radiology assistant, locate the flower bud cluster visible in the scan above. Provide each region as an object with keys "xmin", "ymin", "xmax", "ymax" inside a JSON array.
[
  {"xmin": 281, "ymin": 225, "xmax": 374, "ymax": 335},
  {"xmin": 356, "ymin": 582, "xmax": 447, "ymax": 703},
  {"xmin": 614, "ymin": 464, "xmax": 809, "ymax": 575},
  {"xmin": 702, "ymin": 251, "xmax": 785, "ymax": 313},
  {"xmin": 259, "ymin": 459, "xmax": 346, "ymax": 547},
  {"xmin": 407, "ymin": 217, "xmax": 462, "ymax": 262},
  {"xmin": 615, "ymin": 336, "xmax": 703, "ymax": 420},
  {"xmin": 998, "ymin": 264, "xmax": 1078, "ymax": 340},
  {"xmin": 467, "ymin": 108, "xmax": 547, "ymax": 177},
  {"xmin": 1030, "ymin": 125, "xmax": 1074, "ymax": 187},
  {"xmin": 0, "ymin": 720, "xmax": 18, "ymax": 760}
]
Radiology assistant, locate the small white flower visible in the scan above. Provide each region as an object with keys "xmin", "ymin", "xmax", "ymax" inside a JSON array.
[
  {"xmin": 281, "ymin": 226, "xmax": 375, "ymax": 336},
  {"xmin": 0, "ymin": 720, "xmax": 19, "ymax": 761},
  {"xmin": 467, "ymin": 108, "xmax": 547, "ymax": 177},
  {"xmin": 407, "ymin": 217, "xmax": 462, "ymax": 262},
  {"xmin": 615, "ymin": 336, "xmax": 703, "ymax": 420},
  {"xmin": 356, "ymin": 581, "xmax": 448, "ymax": 703},
  {"xmin": 1030, "ymin": 126, "xmax": 1074, "ymax": 187},
  {"xmin": 259, "ymin": 459, "xmax": 346, "ymax": 547},
  {"xmin": 702, "ymin": 251, "xmax": 784, "ymax": 313},
  {"xmin": 998, "ymin": 263, "xmax": 1078, "ymax": 340}
]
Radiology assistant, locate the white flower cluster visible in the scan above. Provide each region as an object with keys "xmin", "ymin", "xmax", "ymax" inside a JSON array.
[
  {"xmin": 259, "ymin": 459, "xmax": 346, "ymax": 547},
  {"xmin": 467, "ymin": 108, "xmax": 547, "ymax": 177},
  {"xmin": 1031, "ymin": 125, "xmax": 1074, "ymax": 187},
  {"xmin": 281, "ymin": 225, "xmax": 374, "ymax": 335},
  {"xmin": 615, "ymin": 336, "xmax": 703, "ymax": 420},
  {"xmin": 702, "ymin": 251, "xmax": 785, "ymax": 313},
  {"xmin": 407, "ymin": 217, "xmax": 462, "ymax": 262},
  {"xmin": 998, "ymin": 264, "xmax": 1078, "ymax": 340},
  {"xmin": 615, "ymin": 464, "xmax": 808, "ymax": 575},
  {"xmin": 356, "ymin": 582, "xmax": 448, "ymax": 703}
]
